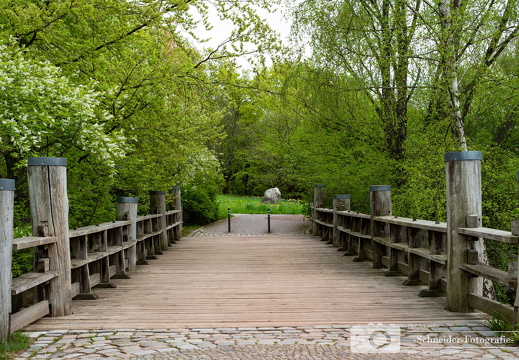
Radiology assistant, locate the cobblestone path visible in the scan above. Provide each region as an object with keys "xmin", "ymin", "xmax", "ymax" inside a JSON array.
[{"xmin": 17, "ymin": 324, "xmax": 519, "ymax": 359}]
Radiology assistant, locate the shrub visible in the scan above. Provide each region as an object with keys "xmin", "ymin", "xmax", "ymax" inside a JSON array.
[{"xmin": 181, "ymin": 186, "xmax": 219, "ymax": 225}]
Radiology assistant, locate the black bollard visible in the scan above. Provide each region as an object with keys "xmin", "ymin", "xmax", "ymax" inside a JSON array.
[
  {"xmin": 268, "ymin": 208, "xmax": 271, "ymax": 233},
  {"xmin": 228, "ymin": 208, "xmax": 231, "ymax": 232}
]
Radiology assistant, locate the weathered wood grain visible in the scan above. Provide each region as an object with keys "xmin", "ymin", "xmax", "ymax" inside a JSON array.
[
  {"xmin": 11, "ymin": 271, "xmax": 59, "ymax": 296},
  {"xmin": 0, "ymin": 180, "xmax": 14, "ymax": 342},
  {"xmin": 371, "ymin": 186, "xmax": 391, "ymax": 269},
  {"xmin": 332, "ymin": 195, "xmax": 350, "ymax": 248},
  {"xmin": 25, "ymin": 235, "xmax": 486, "ymax": 331},
  {"xmin": 150, "ymin": 191, "xmax": 168, "ymax": 251},
  {"xmin": 11, "ymin": 301, "xmax": 49, "ymax": 333},
  {"xmin": 116, "ymin": 198, "xmax": 138, "ymax": 271},
  {"xmin": 12, "ymin": 236, "xmax": 58, "ymax": 251},
  {"xmin": 458, "ymin": 227, "xmax": 518, "ymax": 244},
  {"xmin": 170, "ymin": 187, "xmax": 182, "ymax": 239},
  {"xmin": 28, "ymin": 159, "xmax": 72, "ymax": 317},
  {"xmin": 445, "ymin": 152, "xmax": 484, "ymax": 312}
]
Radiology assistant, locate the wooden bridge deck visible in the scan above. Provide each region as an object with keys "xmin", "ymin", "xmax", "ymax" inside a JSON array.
[{"xmin": 25, "ymin": 235, "xmax": 486, "ymax": 330}]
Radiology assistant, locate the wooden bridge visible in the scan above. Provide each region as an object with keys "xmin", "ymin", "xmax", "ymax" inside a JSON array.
[
  {"xmin": 1, "ymin": 151, "xmax": 519, "ymax": 341},
  {"xmin": 24, "ymin": 233, "xmax": 485, "ymax": 331}
]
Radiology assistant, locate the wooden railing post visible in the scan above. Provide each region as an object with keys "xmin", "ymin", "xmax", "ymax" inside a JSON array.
[
  {"xmin": 150, "ymin": 191, "xmax": 168, "ymax": 251},
  {"xmin": 116, "ymin": 197, "xmax": 138, "ymax": 271},
  {"xmin": 27, "ymin": 157, "xmax": 72, "ymax": 317},
  {"xmin": 171, "ymin": 186, "xmax": 182, "ymax": 240},
  {"xmin": 445, "ymin": 151, "xmax": 484, "ymax": 312},
  {"xmin": 0, "ymin": 179, "xmax": 15, "ymax": 343},
  {"xmin": 370, "ymin": 185, "xmax": 392, "ymax": 269},
  {"xmin": 333, "ymin": 195, "xmax": 350, "ymax": 248},
  {"xmin": 312, "ymin": 184, "xmax": 326, "ymax": 236}
]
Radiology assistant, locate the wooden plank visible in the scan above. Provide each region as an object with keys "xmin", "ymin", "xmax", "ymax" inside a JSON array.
[
  {"xmin": 12, "ymin": 236, "xmax": 58, "ymax": 250},
  {"xmin": 315, "ymin": 208, "xmax": 333, "ymax": 214},
  {"xmin": 165, "ymin": 222, "xmax": 181, "ymax": 231},
  {"xmin": 10, "ymin": 301, "xmax": 49, "ymax": 332},
  {"xmin": 430, "ymin": 254, "xmax": 448, "ymax": 265},
  {"xmin": 137, "ymin": 229, "xmax": 163, "ymax": 242},
  {"xmin": 314, "ymin": 219, "xmax": 333, "ymax": 228},
  {"xmin": 166, "ymin": 210, "xmax": 180, "ymax": 216},
  {"xmin": 468, "ymin": 293, "xmax": 514, "ymax": 323},
  {"xmin": 71, "ymin": 282, "xmax": 80, "ymax": 298},
  {"xmin": 373, "ymin": 236, "xmax": 389, "ymax": 245},
  {"xmin": 122, "ymin": 241, "xmax": 137, "ymax": 250},
  {"xmin": 337, "ymin": 211, "xmax": 370, "ymax": 219},
  {"xmin": 460, "ymin": 263, "xmax": 517, "ymax": 287},
  {"xmin": 136, "ymin": 214, "xmax": 162, "ymax": 221},
  {"xmin": 107, "ymin": 246, "xmax": 124, "ymax": 255},
  {"xmin": 109, "ymin": 265, "xmax": 116, "ymax": 278},
  {"xmin": 89, "ymin": 273, "xmax": 101, "ymax": 287},
  {"xmin": 11, "ymin": 271, "xmax": 59, "ymax": 295},
  {"xmin": 458, "ymin": 227, "xmax": 518, "ymax": 244},
  {"xmin": 337, "ymin": 227, "xmax": 371, "ymax": 240},
  {"xmin": 71, "ymin": 252, "xmax": 108, "ymax": 269},
  {"xmin": 25, "ymin": 235, "xmax": 488, "ymax": 331},
  {"xmin": 387, "ymin": 242, "xmax": 409, "ymax": 251},
  {"xmin": 69, "ymin": 221, "xmax": 131, "ymax": 238},
  {"xmin": 374, "ymin": 216, "xmax": 447, "ymax": 232}
]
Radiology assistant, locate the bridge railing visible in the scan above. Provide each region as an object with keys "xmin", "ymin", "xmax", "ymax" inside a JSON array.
[
  {"xmin": 0, "ymin": 157, "xmax": 182, "ymax": 343},
  {"xmin": 312, "ymin": 151, "xmax": 519, "ymax": 324}
]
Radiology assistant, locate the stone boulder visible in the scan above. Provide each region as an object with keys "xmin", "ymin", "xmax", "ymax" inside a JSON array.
[{"xmin": 262, "ymin": 187, "xmax": 281, "ymax": 204}]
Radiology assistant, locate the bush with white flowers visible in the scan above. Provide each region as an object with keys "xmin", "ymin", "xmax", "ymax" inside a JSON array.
[{"xmin": 0, "ymin": 43, "xmax": 127, "ymax": 173}]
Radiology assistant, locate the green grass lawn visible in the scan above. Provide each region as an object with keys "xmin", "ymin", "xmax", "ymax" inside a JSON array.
[{"xmin": 217, "ymin": 194, "xmax": 305, "ymax": 219}]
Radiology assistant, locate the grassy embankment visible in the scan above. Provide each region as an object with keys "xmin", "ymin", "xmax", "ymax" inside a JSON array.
[{"xmin": 217, "ymin": 194, "xmax": 305, "ymax": 219}]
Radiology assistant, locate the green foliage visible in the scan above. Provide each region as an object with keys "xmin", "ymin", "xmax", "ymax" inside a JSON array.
[
  {"xmin": 0, "ymin": 42, "xmax": 127, "ymax": 178},
  {"xmin": 487, "ymin": 316, "xmax": 519, "ymax": 345},
  {"xmin": 179, "ymin": 151, "xmax": 224, "ymax": 226},
  {"xmin": 12, "ymin": 225, "xmax": 33, "ymax": 278},
  {"xmin": 0, "ymin": 331, "xmax": 31, "ymax": 359},
  {"xmin": 0, "ymin": 0, "xmax": 282, "ymax": 228},
  {"xmin": 11, "ymin": 249, "xmax": 33, "ymax": 278},
  {"xmin": 182, "ymin": 186, "xmax": 220, "ymax": 226}
]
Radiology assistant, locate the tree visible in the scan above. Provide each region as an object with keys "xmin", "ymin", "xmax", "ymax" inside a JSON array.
[
  {"xmin": 0, "ymin": 0, "xmax": 284, "ymax": 223},
  {"xmin": 430, "ymin": 0, "xmax": 519, "ymax": 150},
  {"xmin": 293, "ymin": 0, "xmax": 421, "ymax": 160},
  {"xmin": 0, "ymin": 42, "xmax": 126, "ymax": 180}
]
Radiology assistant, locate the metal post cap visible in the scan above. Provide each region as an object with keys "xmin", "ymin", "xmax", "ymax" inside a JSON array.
[
  {"xmin": 28, "ymin": 157, "xmax": 67, "ymax": 166},
  {"xmin": 0, "ymin": 179, "xmax": 15, "ymax": 191},
  {"xmin": 313, "ymin": 184, "xmax": 326, "ymax": 188},
  {"xmin": 444, "ymin": 151, "xmax": 482, "ymax": 162},
  {"xmin": 116, "ymin": 197, "xmax": 139, "ymax": 203},
  {"xmin": 370, "ymin": 185, "xmax": 391, "ymax": 192},
  {"xmin": 333, "ymin": 195, "xmax": 350, "ymax": 199}
]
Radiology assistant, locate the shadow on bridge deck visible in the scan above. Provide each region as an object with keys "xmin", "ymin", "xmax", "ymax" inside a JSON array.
[{"xmin": 25, "ymin": 226, "xmax": 486, "ymax": 331}]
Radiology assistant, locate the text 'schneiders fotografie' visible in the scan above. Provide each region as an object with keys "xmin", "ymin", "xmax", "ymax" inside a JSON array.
[{"xmin": 416, "ymin": 335, "xmax": 512, "ymax": 346}]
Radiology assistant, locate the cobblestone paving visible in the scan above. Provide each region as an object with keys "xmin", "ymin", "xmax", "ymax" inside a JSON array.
[{"xmin": 16, "ymin": 323, "xmax": 519, "ymax": 359}]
